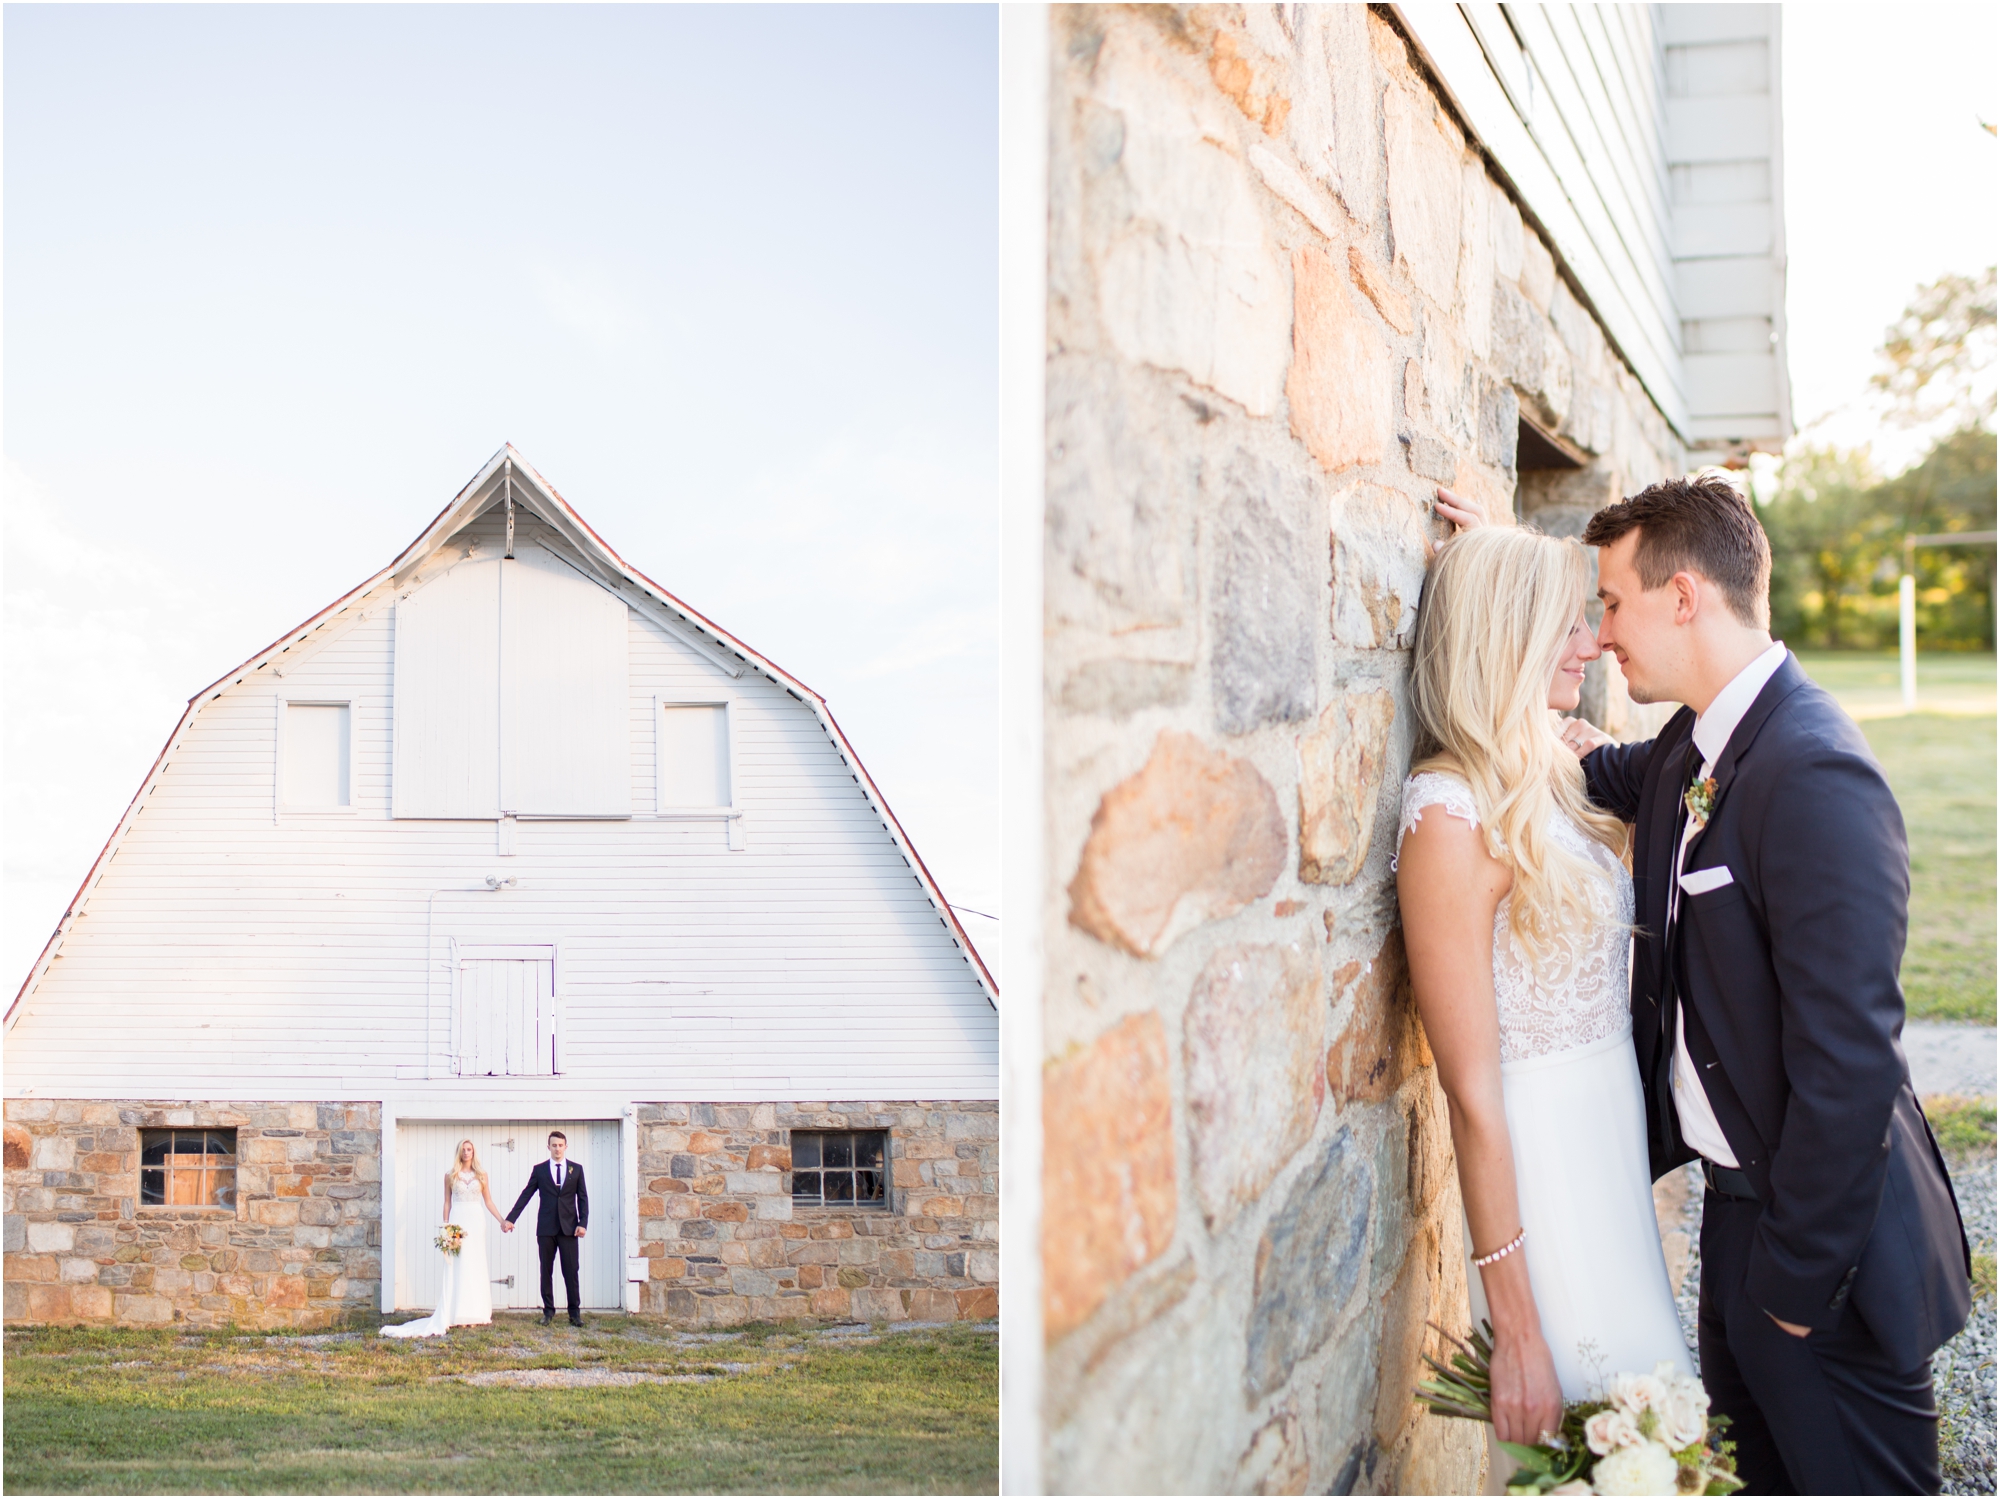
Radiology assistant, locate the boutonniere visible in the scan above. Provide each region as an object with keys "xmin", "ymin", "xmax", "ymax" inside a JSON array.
[{"xmin": 1685, "ymin": 776, "xmax": 1718, "ymax": 830}]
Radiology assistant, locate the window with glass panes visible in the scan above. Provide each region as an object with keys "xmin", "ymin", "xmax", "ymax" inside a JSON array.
[
  {"xmin": 789, "ymin": 1130, "xmax": 886, "ymax": 1206},
  {"xmin": 140, "ymin": 1129, "xmax": 238, "ymax": 1208}
]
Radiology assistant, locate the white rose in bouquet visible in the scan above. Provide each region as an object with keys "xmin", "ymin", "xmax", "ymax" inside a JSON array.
[
  {"xmin": 1654, "ymin": 1372, "xmax": 1711, "ymax": 1451},
  {"xmin": 1590, "ymin": 1438, "xmax": 1680, "ymax": 1495},
  {"xmin": 1607, "ymin": 1370, "xmax": 1667, "ymax": 1417},
  {"xmin": 1584, "ymin": 1408, "xmax": 1643, "ymax": 1456}
]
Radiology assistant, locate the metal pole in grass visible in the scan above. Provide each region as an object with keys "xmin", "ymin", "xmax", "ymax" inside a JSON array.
[{"xmin": 1899, "ymin": 531, "xmax": 1998, "ymax": 714}]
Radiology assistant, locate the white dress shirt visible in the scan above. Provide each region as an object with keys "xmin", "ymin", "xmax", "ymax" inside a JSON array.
[
  {"xmin": 1670, "ymin": 641, "xmax": 1788, "ymax": 1168},
  {"xmin": 550, "ymin": 1158, "xmax": 565, "ymax": 1188}
]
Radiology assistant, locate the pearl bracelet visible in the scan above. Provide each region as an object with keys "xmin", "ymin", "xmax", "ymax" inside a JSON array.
[{"xmin": 1471, "ymin": 1228, "xmax": 1526, "ymax": 1268}]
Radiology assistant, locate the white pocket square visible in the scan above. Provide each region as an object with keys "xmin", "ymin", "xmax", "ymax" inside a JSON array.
[{"xmin": 1679, "ymin": 865, "xmax": 1735, "ymax": 895}]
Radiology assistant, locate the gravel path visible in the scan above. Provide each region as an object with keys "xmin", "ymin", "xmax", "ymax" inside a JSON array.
[
  {"xmin": 1905, "ymin": 1023, "xmax": 1998, "ymax": 1098},
  {"xmin": 1668, "ymin": 1154, "xmax": 1995, "ymax": 1494}
]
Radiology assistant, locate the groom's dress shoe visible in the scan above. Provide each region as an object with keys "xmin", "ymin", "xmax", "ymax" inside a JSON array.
[
  {"xmin": 539, "ymin": 1310, "xmax": 553, "ymax": 1325},
  {"xmin": 569, "ymin": 1313, "xmax": 584, "ymax": 1327}
]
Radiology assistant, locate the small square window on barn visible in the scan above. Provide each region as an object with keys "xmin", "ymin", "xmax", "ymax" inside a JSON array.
[
  {"xmin": 139, "ymin": 1129, "xmax": 238, "ymax": 1209},
  {"xmin": 790, "ymin": 1130, "xmax": 886, "ymax": 1207},
  {"xmin": 282, "ymin": 702, "xmax": 351, "ymax": 808},
  {"xmin": 657, "ymin": 702, "xmax": 732, "ymax": 808}
]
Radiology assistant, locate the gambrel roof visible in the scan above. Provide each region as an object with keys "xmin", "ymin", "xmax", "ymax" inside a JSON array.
[{"xmin": 8, "ymin": 445, "xmax": 996, "ymax": 1023}]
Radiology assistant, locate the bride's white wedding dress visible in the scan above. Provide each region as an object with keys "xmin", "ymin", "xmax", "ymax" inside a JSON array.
[
  {"xmin": 381, "ymin": 1170, "xmax": 494, "ymax": 1338},
  {"xmin": 1399, "ymin": 771, "xmax": 1691, "ymax": 1400}
]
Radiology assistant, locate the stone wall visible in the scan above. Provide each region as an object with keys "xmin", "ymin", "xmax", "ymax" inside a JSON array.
[
  {"xmin": 3, "ymin": 1099, "xmax": 381, "ymax": 1330},
  {"xmin": 1041, "ymin": 6, "xmax": 1683, "ymax": 1492},
  {"xmin": 634, "ymin": 1099, "xmax": 998, "ymax": 1327}
]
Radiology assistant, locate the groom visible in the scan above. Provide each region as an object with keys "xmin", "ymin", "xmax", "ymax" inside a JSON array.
[
  {"xmin": 506, "ymin": 1130, "xmax": 589, "ymax": 1326},
  {"xmin": 1565, "ymin": 474, "xmax": 1970, "ymax": 1494}
]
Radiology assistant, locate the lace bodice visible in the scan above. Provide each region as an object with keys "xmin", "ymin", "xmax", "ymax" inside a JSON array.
[
  {"xmin": 1397, "ymin": 770, "xmax": 1633, "ymax": 1063},
  {"xmin": 449, "ymin": 1171, "xmax": 482, "ymax": 1202}
]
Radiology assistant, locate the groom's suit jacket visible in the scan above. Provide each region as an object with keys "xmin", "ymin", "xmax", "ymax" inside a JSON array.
[
  {"xmin": 1583, "ymin": 652, "xmax": 1968, "ymax": 1367},
  {"xmin": 507, "ymin": 1160, "xmax": 588, "ymax": 1237}
]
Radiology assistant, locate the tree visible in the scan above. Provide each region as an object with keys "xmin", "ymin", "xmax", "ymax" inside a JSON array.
[
  {"xmin": 1877, "ymin": 425, "xmax": 1997, "ymax": 650},
  {"xmin": 1761, "ymin": 448, "xmax": 1887, "ymax": 648},
  {"xmin": 1870, "ymin": 267, "xmax": 1996, "ymax": 430}
]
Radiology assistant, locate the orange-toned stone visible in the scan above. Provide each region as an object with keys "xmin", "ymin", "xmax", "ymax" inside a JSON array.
[
  {"xmin": 1068, "ymin": 731, "xmax": 1288, "ymax": 959},
  {"xmin": 651, "ymin": 1258, "xmax": 687, "ymax": 1280},
  {"xmin": 1348, "ymin": 245, "xmax": 1413, "ymax": 334},
  {"xmin": 955, "ymin": 1286, "xmax": 999, "ymax": 1321},
  {"xmin": 267, "ymin": 1275, "xmax": 307, "ymax": 1309},
  {"xmin": 70, "ymin": 1284, "xmax": 114, "ymax": 1320},
  {"xmin": 687, "ymin": 1131, "xmax": 726, "ymax": 1155},
  {"xmin": 797, "ymin": 1264, "xmax": 824, "ymax": 1290},
  {"xmin": 2, "ymin": 1123, "xmax": 30, "ymax": 1170},
  {"xmin": 1326, "ymin": 929, "xmax": 1433, "ymax": 1106},
  {"xmin": 26, "ymin": 1284, "xmax": 73, "ymax": 1321},
  {"xmin": 702, "ymin": 1201, "xmax": 750, "ymax": 1223},
  {"xmin": 1297, "ymin": 691, "xmax": 1398, "ymax": 886},
  {"xmin": 1209, "ymin": 27, "xmax": 1291, "ymax": 136},
  {"xmin": 638, "ymin": 1197, "xmax": 664, "ymax": 1218},
  {"xmin": 1288, "ymin": 244, "xmax": 1393, "ymax": 473},
  {"xmin": 691, "ymin": 1175, "xmax": 725, "ymax": 1195},
  {"xmin": 1043, "ymin": 1012, "xmax": 1178, "ymax": 1340},
  {"xmin": 809, "ymin": 1287, "xmax": 851, "ymax": 1318}
]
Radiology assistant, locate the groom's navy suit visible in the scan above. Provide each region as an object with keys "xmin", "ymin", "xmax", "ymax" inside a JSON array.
[
  {"xmin": 507, "ymin": 1159, "xmax": 588, "ymax": 1318},
  {"xmin": 1585, "ymin": 652, "xmax": 1969, "ymax": 1494}
]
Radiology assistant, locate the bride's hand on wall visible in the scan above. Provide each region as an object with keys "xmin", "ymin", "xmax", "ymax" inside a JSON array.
[{"xmin": 1434, "ymin": 486, "xmax": 1488, "ymax": 530}]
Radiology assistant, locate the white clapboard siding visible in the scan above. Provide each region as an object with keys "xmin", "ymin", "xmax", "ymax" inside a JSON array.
[
  {"xmin": 393, "ymin": 557, "xmax": 501, "ymax": 818},
  {"xmin": 1394, "ymin": 2, "xmax": 1788, "ymax": 453},
  {"xmin": 500, "ymin": 545, "xmax": 630, "ymax": 818},
  {"xmin": 394, "ymin": 1119, "xmax": 619, "ymax": 1311},
  {"xmin": 8, "ymin": 486, "xmax": 996, "ymax": 1104}
]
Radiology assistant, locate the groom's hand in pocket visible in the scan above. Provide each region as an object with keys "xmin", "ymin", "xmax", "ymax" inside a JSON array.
[{"xmin": 1768, "ymin": 1312, "xmax": 1810, "ymax": 1338}]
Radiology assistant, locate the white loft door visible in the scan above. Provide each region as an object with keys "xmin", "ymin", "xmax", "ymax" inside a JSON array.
[
  {"xmin": 395, "ymin": 1119, "xmax": 621, "ymax": 1311},
  {"xmin": 392, "ymin": 559, "xmax": 501, "ymax": 818},
  {"xmin": 456, "ymin": 956, "xmax": 556, "ymax": 1077},
  {"xmin": 500, "ymin": 546, "xmax": 631, "ymax": 816}
]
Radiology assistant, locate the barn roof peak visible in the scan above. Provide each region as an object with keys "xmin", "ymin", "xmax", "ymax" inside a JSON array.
[{"xmin": 8, "ymin": 446, "xmax": 996, "ymax": 1022}]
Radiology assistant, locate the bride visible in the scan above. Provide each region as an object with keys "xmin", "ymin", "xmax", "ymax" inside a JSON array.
[
  {"xmin": 1395, "ymin": 522, "xmax": 1690, "ymax": 1448},
  {"xmin": 381, "ymin": 1139, "xmax": 512, "ymax": 1338}
]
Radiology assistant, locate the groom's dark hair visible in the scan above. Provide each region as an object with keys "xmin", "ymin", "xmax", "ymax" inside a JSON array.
[
  {"xmin": 547, "ymin": 1130, "xmax": 567, "ymax": 1143},
  {"xmin": 1582, "ymin": 471, "xmax": 1771, "ymax": 628}
]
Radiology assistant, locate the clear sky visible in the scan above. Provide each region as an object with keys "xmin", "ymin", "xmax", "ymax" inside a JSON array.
[
  {"xmin": 3, "ymin": 4, "xmax": 999, "ymax": 991},
  {"xmin": 1781, "ymin": 4, "xmax": 1998, "ymax": 470}
]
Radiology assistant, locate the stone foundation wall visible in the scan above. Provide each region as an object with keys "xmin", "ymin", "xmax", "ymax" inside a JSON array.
[
  {"xmin": 634, "ymin": 1100, "xmax": 998, "ymax": 1327},
  {"xmin": 1041, "ymin": 6, "xmax": 1684, "ymax": 1492},
  {"xmin": 3, "ymin": 1099, "xmax": 381, "ymax": 1330}
]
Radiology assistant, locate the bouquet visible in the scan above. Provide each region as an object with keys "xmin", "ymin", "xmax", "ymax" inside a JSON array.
[
  {"xmin": 434, "ymin": 1223, "xmax": 465, "ymax": 1257},
  {"xmin": 1416, "ymin": 1322, "xmax": 1741, "ymax": 1496}
]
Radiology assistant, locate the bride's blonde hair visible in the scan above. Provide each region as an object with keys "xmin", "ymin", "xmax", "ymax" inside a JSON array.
[
  {"xmin": 1409, "ymin": 526, "xmax": 1628, "ymax": 965},
  {"xmin": 447, "ymin": 1139, "xmax": 487, "ymax": 1189}
]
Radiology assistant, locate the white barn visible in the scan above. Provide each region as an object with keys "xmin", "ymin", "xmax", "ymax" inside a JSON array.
[{"xmin": 3, "ymin": 447, "xmax": 998, "ymax": 1330}]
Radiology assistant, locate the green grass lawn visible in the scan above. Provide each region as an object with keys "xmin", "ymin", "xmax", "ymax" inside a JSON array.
[
  {"xmin": 1, "ymin": 1316, "xmax": 997, "ymax": 1495},
  {"xmin": 1795, "ymin": 650, "xmax": 1996, "ymax": 715},
  {"xmin": 1855, "ymin": 712, "xmax": 1997, "ymax": 1023}
]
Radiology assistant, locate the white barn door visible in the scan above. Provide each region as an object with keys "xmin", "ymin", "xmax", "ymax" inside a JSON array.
[
  {"xmin": 395, "ymin": 1119, "xmax": 621, "ymax": 1311},
  {"xmin": 499, "ymin": 545, "xmax": 631, "ymax": 817},
  {"xmin": 454, "ymin": 949, "xmax": 558, "ymax": 1077},
  {"xmin": 392, "ymin": 558, "xmax": 502, "ymax": 818}
]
